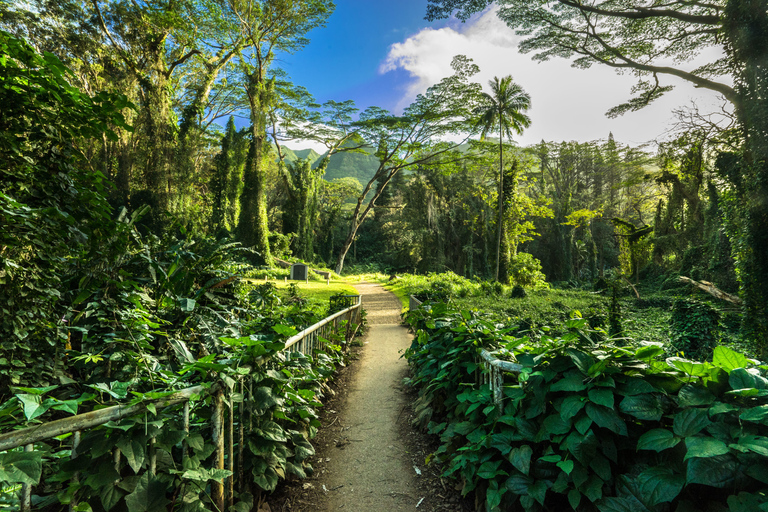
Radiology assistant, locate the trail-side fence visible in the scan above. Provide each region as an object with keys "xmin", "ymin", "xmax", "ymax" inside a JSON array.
[
  {"xmin": 0, "ymin": 298, "xmax": 362, "ymax": 512},
  {"xmin": 409, "ymin": 296, "xmax": 521, "ymax": 409}
]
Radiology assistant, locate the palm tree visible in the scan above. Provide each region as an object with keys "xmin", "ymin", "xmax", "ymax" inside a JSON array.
[{"xmin": 476, "ymin": 75, "xmax": 531, "ymax": 282}]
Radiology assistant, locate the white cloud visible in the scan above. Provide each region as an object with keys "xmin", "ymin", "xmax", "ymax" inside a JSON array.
[{"xmin": 380, "ymin": 7, "xmax": 728, "ymax": 147}]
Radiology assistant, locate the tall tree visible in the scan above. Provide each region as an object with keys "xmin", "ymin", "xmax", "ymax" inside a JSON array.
[
  {"xmin": 475, "ymin": 75, "xmax": 531, "ymax": 282},
  {"xmin": 332, "ymin": 55, "xmax": 482, "ymax": 274},
  {"xmin": 227, "ymin": 0, "xmax": 334, "ymax": 265}
]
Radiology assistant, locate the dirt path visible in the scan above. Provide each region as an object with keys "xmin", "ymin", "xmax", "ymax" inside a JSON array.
[
  {"xmin": 314, "ymin": 282, "xmax": 418, "ymax": 511},
  {"xmin": 268, "ymin": 283, "xmax": 470, "ymax": 512}
]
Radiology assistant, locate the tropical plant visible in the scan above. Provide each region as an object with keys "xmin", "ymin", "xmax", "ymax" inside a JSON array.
[
  {"xmin": 404, "ymin": 302, "xmax": 768, "ymax": 511},
  {"xmin": 474, "ymin": 75, "xmax": 531, "ymax": 282}
]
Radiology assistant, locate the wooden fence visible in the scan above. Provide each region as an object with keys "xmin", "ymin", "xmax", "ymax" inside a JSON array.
[
  {"xmin": 0, "ymin": 298, "xmax": 362, "ymax": 511},
  {"xmin": 408, "ymin": 295, "xmax": 521, "ymax": 409}
]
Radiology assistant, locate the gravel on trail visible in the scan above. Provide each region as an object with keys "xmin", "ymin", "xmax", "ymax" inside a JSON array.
[{"xmin": 266, "ymin": 282, "xmax": 471, "ymax": 512}]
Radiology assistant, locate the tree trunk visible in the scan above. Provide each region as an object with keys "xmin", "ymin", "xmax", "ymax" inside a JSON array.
[
  {"xmin": 495, "ymin": 131, "xmax": 505, "ymax": 282},
  {"xmin": 237, "ymin": 73, "xmax": 273, "ymax": 266}
]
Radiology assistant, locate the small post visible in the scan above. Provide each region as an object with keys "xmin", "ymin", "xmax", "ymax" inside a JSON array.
[
  {"xmin": 238, "ymin": 380, "xmax": 245, "ymax": 494},
  {"xmin": 228, "ymin": 393, "xmax": 234, "ymax": 509},
  {"xmin": 212, "ymin": 391, "xmax": 225, "ymax": 511},
  {"xmin": 113, "ymin": 448, "xmax": 121, "ymax": 483},
  {"xmin": 21, "ymin": 444, "xmax": 33, "ymax": 512},
  {"xmin": 182, "ymin": 401, "xmax": 190, "ymax": 467},
  {"xmin": 149, "ymin": 437, "xmax": 157, "ymax": 476},
  {"xmin": 69, "ymin": 431, "xmax": 81, "ymax": 512}
]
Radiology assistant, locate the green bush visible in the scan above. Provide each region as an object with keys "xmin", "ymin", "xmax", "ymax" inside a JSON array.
[
  {"xmin": 508, "ymin": 252, "xmax": 548, "ymax": 289},
  {"xmin": 404, "ymin": 303, "xmax": 768, "ymax": 512},
  {"xmin": 669, "ymin": 298, "xmax": 721, "ymax": 360}
]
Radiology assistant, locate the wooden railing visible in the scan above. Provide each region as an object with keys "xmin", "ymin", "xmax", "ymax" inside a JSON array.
[
  {"xmin": 408, "ymin": 295, "xmax": 521, "ymax": 409},
  {"xmin": 0, "ymin": 299, "xmax": 362, "ymax": 511}
]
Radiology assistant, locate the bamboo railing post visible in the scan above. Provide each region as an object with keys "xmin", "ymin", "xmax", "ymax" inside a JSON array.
[
  {"xmin": 21, "ymin": 444, "xmax": 33, "ymax": 512},
  {"xmin": 227, "ymin": 393, "xmax": 234, "ymax": 509},
  {"xmin": 113, "ymin": 448, "xmax": 121, "ymax": 483},
  {"xmin": 69, "ymin": 431, "xmax": 81, "ymax": 512},
  {"xmin": 182, "ymin": 402, "xmax": 190, "ymax": 468},
  {"xmin": 212, "ymin": 391, "xmax": 225, "ymax": 511},
  {"xmin": 238, "ymin": 379, "xmax": 244, "ymax": 494},
  {"xmin": 149, "ymin": 437, "xmax": 157, "ymax": 476}
]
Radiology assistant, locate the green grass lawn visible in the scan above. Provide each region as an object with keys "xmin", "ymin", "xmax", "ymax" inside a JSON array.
[{"xmin": 244, "ymin": 278, "xmax": 359, "ymax": 303}]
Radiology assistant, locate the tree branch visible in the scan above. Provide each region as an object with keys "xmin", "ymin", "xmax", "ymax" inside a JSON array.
[{"xmin": 558, "ymin": 0, "xmax": 720, "ymax": 25}]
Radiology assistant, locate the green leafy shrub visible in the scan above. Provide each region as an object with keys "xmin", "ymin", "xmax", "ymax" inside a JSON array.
[
  {"xmin": 404, "ymin": 303, "xmax": 768, "ymax": 512},
  {"xmin": 508, "ymin": 252, "xmax": 548, "ymax": 289},
  {"xmin": 669, "ymin": 298, "xmax": 721, "ymax": 360}
]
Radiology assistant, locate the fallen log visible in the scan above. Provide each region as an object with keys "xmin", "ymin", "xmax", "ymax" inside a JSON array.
[{"xmin": 678, "ymin": 276, "xmax": 743, "ymax": 305}]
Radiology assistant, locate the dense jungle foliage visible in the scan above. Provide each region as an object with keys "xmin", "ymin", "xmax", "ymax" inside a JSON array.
[
  {"xmin": 404, "ymin": 302, "xmax": 768, "ymax": 512},
  {"xmin": 5, "ymin": 0, "xmax": 768, "ymax": 510}
]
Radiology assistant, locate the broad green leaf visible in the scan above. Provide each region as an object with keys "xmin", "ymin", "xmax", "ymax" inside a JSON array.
[
  {"xmin": 588, "ymin": 388, "xmax": 614, "ymax": 408},
  {"xmin": 486, "ymin": 483, "xmax": 504, "ymax": 510},
  {"xmin": 568, "ymin": 489, "xmax": 581, "ymax": 509},
  {"xmin": 726, "ymin": 388, "xmax": 768, "ymax": 397},
  {"xmin": 618, "ymin": 377, "xmax": 656, "ymax": 396},
  {"xmin": 272, "ymin": 324, "xmax": 298, "ymax": 337},
  {"xmin": 187, "ymin": 433, "xmax": 205, "ymax": 452},
  {"xmin": 637, "ymin": 429, "xmax": 680, "ymax": 452},
  {"xmin": 730, "ymin": 368, "xmax": 768, "ymax": 390},
  {"xmin": 712, "ymin": 346, "xmax": 748, "ymax": 373},
  {"xmin": 590, "ymin": 453, "xmax": 612, "ymax": 482},
  {"xmin": 541, "ymin": 413, "xmax": 571, "ymax": 436},
  {"xmin": 509, "ymin": 445, "xmax": 532, "ymax": 475},
  {"xmin": 635, "ymin": 344, "xmax": 664, "ymax": 360},
  {"xmin": 575, "ymin": 413, "xmax": 592, "ymax": 435},
  {"xmin": 667, "ymin": 357, "xmax": 709, "ymax": 377},
  {"xmin": 477, "ymin": 460, "xmax": 506, "ymax": 480},
  {"xmin": 0, "ymin": 450, "xmax": 42, "ymax": 484},
  {"xmin": 123, "ymin": 472, "xmax": 170, "ymax": 512},
  {"xmin": 585, "ymin": 403, "xmax": 627, "ymax": 436},
  {"xmin": 565, "ymin": 430, "xmax": 599, "ymax": 465},
  {"xmin": 51, "ymin": 399, "xmax": 78, "ymax": 415},
  {"xmin": 740, "ymin": 405, "xmax": 768, "ymax": 424},
  {"xmin": 178, "ymin": 298, "xmax": 196, "ymax": 312},
  {"xmin": 566, "ymin": 348, "xmax": 595, "ymax": 374},
  {"xmin": 557, "ymin": 460, "xmax": 574, "ymax": 475},
  {"xmin": 11, "ymin": 385, "xmax": 58, "ymax": 395},
  {"xmin": 673, "ymin": 408, "xmax": 711, "ymax": 437},
  {"xmin": 686, "ymin": 454, "xmax": 736, "ymax": 488},
  {"xmin": 550, "ymin": 371, "xmax": 587, "ymax": 392},
  {"xmin": 736, "ymin": 435, "xmax": 768, "ymax": 456},
  {"xmin": 252, "ymin": 466, "xmax": 279, "ymax": 491},
  {"xmin": 560, "ymin": 395, "xmax": 586, "ymax": 421},
  {"xmin": 637, "ymin": 466, "xmax": 684, "ymax": 505},
  {"xmin": 619, "ymin": 394, "xmax": 663, "ymax": 421},
  {"xmin": 116, "ymin": 438, "xmax": 145, "ymax": 474},
  {"xmin": 684, "ymin": 436, "xmax": 729, "ymax": 460},
  {"xmin": 529, "ymin": 479, "xmax": 548, "ymax": 505},
  {"xmin": 505, "ymin": 472, "xmax": 532, "ymax": 494},
  {"xmin": 99, "ymin": 483, "xmax": 124, "ymax": 512},
  {"xmin": 16, "ymin": 393, "xmax": 51, "ymax": 421},
  {"xmin": 677, "ymin": 385, "xmax": 715, "ymax": 407}
]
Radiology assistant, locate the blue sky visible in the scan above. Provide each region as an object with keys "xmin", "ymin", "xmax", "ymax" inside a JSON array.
[
  {"xmin": 277, "ymin": 0, "xmax": 439, "ymax": 113},
  {"xmin": 275, "ymin": 2, "xmax": 729, "ymax": 149}
]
